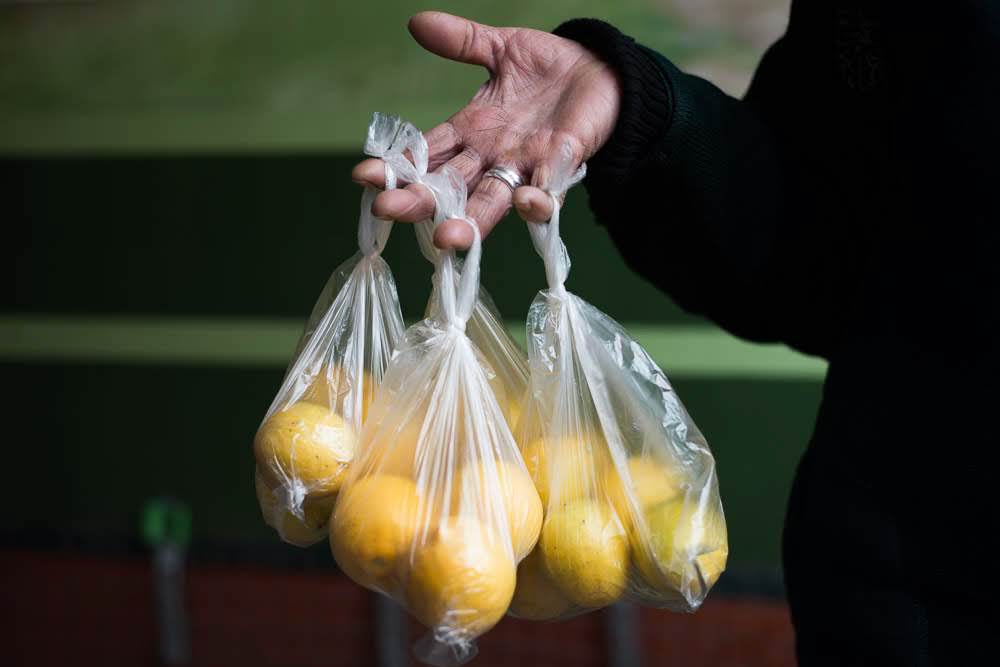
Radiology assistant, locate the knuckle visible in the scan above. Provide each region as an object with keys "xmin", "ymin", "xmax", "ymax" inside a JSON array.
[
  {"xmin": 461, "ymin": 22, "xmax": 477, "ymax": 62},
  {"xmin": 447, "ymin": 147, "xmax": 483, "ymax": 180},
  {"xmin": 472, "ymin": 183, "xmax": 512, "ymax": 215},
  {"xmin": 471, "ymin": 188, "xmax": 498, "ymax": 210},
  {"xmin": 459, "ymin": 146, "xmax": 482, "ymax": 163}
]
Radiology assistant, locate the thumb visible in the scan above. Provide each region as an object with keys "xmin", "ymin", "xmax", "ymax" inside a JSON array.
[{"xmin": 408, "ymin": 11, "xmax": 501, "ymax": 72}]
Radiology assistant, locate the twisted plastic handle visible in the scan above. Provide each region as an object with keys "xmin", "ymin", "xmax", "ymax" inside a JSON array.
[
  {"xmin": 420, "ymin": 167, "xmax": 479, "ymax": 330},
  {"xmin": 359, "ymin": 116, "xmax": 480, "ymax": 330},
  {"xmin": 357, "ymin": 113, "xmax": 425, "ymax": 256},
  {"xmin": 526, "ymin": 143, "xmax": 586, "ymax": 293}
]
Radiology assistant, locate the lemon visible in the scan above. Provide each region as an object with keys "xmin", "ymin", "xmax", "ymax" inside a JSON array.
[
  {"xmin": 330, "ymin": 474, "xmax": 426, "ymax": 594},
  {"xmin": 255, "ymin": 402, "xmax": 357, "ymax": 496},
  {"xmin": 509, "ymin": 546, "xmax": 573, "ymax": 620},
  {"xmin": 366, "ymin": 417, "xmax": 422, "ymax": 478},
  {"xmin": 406, "ymin": 517, "xmax": 515, "ymax": 640},
  {"xmin": 604, "ymin": 456, "xmax": 685, "ymax": 528},
  {"xmin": 633, "ymin": 496, "xmax": 728, "ymax": 599},
  {"xmin": 540, "ymin": 499, "xmax": 628, "ymax": 608},
  {"xmin": 254, "ymin": 468, "xmax": 335, "ymax": 547},
  {"xmin": 520, "ymin": 434, "xmax": 610, "ymax": 507},
  {"xmin": 452, "ymin": 460, "xmax": 542, "ymax": 560},
  {"xmin": 303, "ymin": 366, "xmax": 376, "ymax": 425}
]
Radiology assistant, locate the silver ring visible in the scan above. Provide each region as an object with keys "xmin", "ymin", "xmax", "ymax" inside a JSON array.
[{"xmin": 484, "ymin": 165, "xmax": 524, "ymax": 191}]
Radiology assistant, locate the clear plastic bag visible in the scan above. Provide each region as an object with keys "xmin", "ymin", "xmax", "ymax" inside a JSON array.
[
  {"xmin": 330, "ymin": 166, "xmax": 541, "ymax": 666},
  {"xmin": 509, "ymin": 146, "xmax": 728, "ymax": 619},
  {"xmin": 253, "ymin": 113, "xmax": 419, "ymax": 547},
  {"xmin": 416, "ymin": 221, "xmax": 530, "ymax": 434}
]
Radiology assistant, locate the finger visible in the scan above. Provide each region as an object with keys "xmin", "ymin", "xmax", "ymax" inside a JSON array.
[
  {"xmin": 442, "ymin": 147, "xmax": 487, "ymax": 190},
  {"xmin": 424, "ymin": 121, "xmax": 463, "ymax": 171},
  {"xmin": 466, "ymin": 173, "xmax": 517, "ymax": 236},
  {"xmin": 371, "ymin": 183, "xmax": 436, "ymax": 223},
  {"xmin": 433, "ymin": 172, "xmax": 519, "ymax": 249},
  {"xmin": 352, "ymin": 158, "xmax": 387, "ymax": 188},
  {"xmin": 513, "ymin": 186, "xmax": 554, "ymax": 223},
  {"xmin": 531, "ymin": 133, "xmax": 587, "ymax": 191},
  {"xmin": 433, "ymin": 218, "xmax": 476, "ymax": 250},
  {"xmin": 408, "ymin": 11, "xmax": 503, "ymax": 72}
]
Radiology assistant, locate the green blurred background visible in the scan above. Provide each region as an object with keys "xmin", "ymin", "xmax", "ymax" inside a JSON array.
[{"xmin": 3, "ymin": 0, "xmax": 810, "ymax": 583}]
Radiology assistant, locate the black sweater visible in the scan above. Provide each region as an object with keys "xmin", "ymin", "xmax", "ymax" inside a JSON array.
[{"xmin": 555, "ymin": 2, "xmax": 999, "ymax": 595}]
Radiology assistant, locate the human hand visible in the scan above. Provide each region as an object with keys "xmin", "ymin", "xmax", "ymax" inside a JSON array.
[{"xmin": 352, "ymin": 11, "xmax": 620, "ymax": 249}]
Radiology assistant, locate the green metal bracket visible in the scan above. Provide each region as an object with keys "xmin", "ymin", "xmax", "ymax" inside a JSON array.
[{"xmin": 142, "ymin": 498, "xmax": 193, "ymax": 548}]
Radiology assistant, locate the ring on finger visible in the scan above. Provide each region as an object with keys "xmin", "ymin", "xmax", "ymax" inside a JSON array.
[{"xmin": 484, "ymin": 165, "xmax": 524, "ymax": 191}]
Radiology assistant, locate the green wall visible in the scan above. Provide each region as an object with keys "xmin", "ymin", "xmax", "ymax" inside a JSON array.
[{"xmin": 0, "ymin": 0, "xmax": 778, "ymax": 152}]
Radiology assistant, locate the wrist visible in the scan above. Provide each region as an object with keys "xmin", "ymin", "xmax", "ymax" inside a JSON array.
[
  {"xmin": 552, "ymin": 19, "xmax": 672, "ymax": 194},
  {"xmin": 573, "ymin": 56, "xmax": 622, "ymax": 155}
]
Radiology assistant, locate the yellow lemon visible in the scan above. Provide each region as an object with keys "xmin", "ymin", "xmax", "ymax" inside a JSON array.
[
  {"xmin": 633, "ymin": 496, "xmax": 728, "ymax": 599},
  {"xmin": 520, "ymin": 434, "xmax": 610, "ymax": 507},
  {"xmin": 540, "ymin": 499, "xmax": 628, "ymax": 608},
  {"xmin": 604, "ymin": 456, "xmax": 685, "ymax": 527},
  {"xmin": 330, "ymin": 474, "xmax": 426, "ymax": 594},
  {"xmin": 406, "ymin": 517, "xmax": 516, "ymax": 640},
  {"xmin": 452, "ymin": 460, "xmax": 542, "ymax": 560},
  {"xmin": 254, "ymin": 402, "xmax": 357, "ymax": 495},
  {"xmin": 303, "ymin": 366, "xmax": 376, "ymax": 425},
  {"xmin": 509, "ymin": 546, "xmax": 573, "ymax": 620},
  {"xmin": 254, "ymin": 468, "xmax": 336, "ymax": 548},
  {"xmin": 366, "ymin": 417, "xmax": 423, "ymax": 478}
]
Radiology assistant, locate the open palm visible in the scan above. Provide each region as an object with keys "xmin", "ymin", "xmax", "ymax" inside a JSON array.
[{"xmin": 353, "ymin": 11, "xmax": 620, "ymax": 249}]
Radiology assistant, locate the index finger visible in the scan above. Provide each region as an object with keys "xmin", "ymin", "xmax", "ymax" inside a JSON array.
[{"xmin": 351, "ymin": 158, "xmax": 388, "ymax": 189}]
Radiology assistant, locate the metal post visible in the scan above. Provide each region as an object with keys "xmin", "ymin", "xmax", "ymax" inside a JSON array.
[
  {"xmin": 374, "ymin": 594, "xmax": 408, "ymax": 667},
  {"xmin": 605, "ymin": 601, "xmax": 641, "ymax": 667},
  {"xmin": 153, "ymin": 542, "xmax": 191, "ymax": 665},
  {"xmin": 143, "ymin": 498, "xmax": 193, "ymax": 666}
]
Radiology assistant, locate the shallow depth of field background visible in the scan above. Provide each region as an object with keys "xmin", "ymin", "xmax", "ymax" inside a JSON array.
[{"xmin": 3, "ymin": 2, "xmax": 813, "ymax": 666}]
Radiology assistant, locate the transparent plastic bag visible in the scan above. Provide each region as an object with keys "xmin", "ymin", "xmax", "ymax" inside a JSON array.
[
  {"xmin": 416, "ymin": 222, "xmax": 529, "ymax": 434},
  {"xmin": 509, "ymin": 146, "xmax": 727, "ymax": 619},
  {"xmin": 330, "ymin": 166, "xmax": 541, "ymax": 666},
  {"xmin": 253, "ymin": 113, "xmax": 419, "ymax": 547}
]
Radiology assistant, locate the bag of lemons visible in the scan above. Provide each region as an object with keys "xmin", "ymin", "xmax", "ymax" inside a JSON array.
[
  {"xmin": 330, "ymin": 166, "xmax": 541, "ymax": 666},
  {"xmin": 510, "ymin": 145, "xmax": 727, "ymax": 619},
  {"xmin": 253, "ymin": 113, "xmax": 420, "ymax": 547}
]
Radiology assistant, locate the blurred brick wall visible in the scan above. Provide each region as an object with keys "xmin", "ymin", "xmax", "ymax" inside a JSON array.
[
  {"xmin": 3, "ymin": 552, "xmax": 794, "ymax": 667},
  {"xmin": 640, "ymin": 602, "xmax": 795, "ymax": 666}
]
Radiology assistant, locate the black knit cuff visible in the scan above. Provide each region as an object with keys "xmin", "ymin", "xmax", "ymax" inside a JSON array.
[{"xmin": 552, "ymin": 19, "xmax": 673, "ymax": 200}]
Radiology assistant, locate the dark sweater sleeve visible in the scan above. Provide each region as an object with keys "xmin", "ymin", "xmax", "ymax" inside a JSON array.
[{"xmin": 553, "ymin": 19, "xmax": 840, "ymax": 359}]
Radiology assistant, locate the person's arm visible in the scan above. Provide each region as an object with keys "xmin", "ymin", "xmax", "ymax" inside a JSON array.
[{"xmin": 551, "ymin": 20, "xmax": 838, "ymax": 358}]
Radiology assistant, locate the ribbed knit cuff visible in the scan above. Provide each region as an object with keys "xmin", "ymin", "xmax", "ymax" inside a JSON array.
[{"xmin": 552, "ymin": 19, "xmax": 673, "ymax": 209}]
